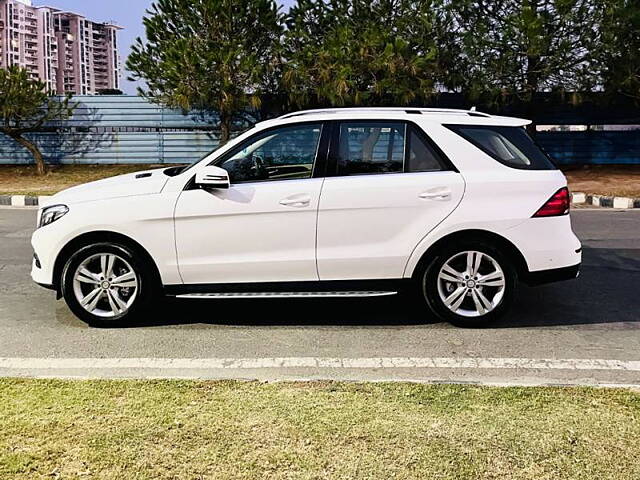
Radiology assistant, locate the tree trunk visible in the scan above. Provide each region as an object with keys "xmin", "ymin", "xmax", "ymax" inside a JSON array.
[
  {"xmin": 524, "ymin": 0, "xmax": 540, "ymax": 136},
  {"xmin": 219, "ymin": 114, "xmax": 232, "ymax": 146},
  {"xmin": 13, "ymin": 134, "xmax": 46, "ymax": 175},
  {"xmin": 362, "ymin": 128, "xmax": 382, "ymax": 162},
  {"xmin": 525, "ymin": 54, "xmax": 540, "ymax": 135}
]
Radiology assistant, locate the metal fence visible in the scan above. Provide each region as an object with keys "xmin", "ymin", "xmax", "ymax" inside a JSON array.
[
  {"xmin": 0, "ymin": 95, "xmax": 219, "ymax": 165},
  {"xmin": 0, "ymin": 95, "xmax": 638, "ymax": 165},
  {"xmin": 537, "ymin": 129, "xmax": 640, "ymax": 165}
]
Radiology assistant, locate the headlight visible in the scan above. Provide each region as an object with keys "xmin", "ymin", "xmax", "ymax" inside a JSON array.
[{"xmin": 38, "ymin": 204, "xmax": 69, "ymax": 228}]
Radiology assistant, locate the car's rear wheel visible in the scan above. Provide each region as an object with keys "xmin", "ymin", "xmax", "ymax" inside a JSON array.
[
  {"xmin": 61, "ymin": 242, "xmax": 155, "ymax": 327},
  {"xmin": 421, "ymin": 241, "xmax": 517, "ymax": 327}
]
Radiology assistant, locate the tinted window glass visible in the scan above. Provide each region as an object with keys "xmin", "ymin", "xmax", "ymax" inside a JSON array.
[
  {"xmin": 337, "ymin": 122, "xmax": 405, "ymax": 175},
  {"xmin": 408, "ymin": 127, "xmax": 444, "ymax": 172},
  {"xmin": 219, "ymin": 123, "xmax": 322, "ymax": 183},
  {"xmin": 446, "ymin": 125, "xmax": 556, "ymax": 170}
]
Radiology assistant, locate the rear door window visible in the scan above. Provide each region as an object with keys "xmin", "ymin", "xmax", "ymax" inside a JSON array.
[
  {"xmin": 336, "ymin": 122, "xmax": 405, "ymax": 175},
  {"xmin": 407, "ymin": 126, "xmax": 446, "ymax": 172},
  {"xmin": 445, "ymin": 125, "xmax": 556, "ymax": 170},
  {"xmin": 333, "ymin": 121, "xmax": 450, "ymax": 176}
]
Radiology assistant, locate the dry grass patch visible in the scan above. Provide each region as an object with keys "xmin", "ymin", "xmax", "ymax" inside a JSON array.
[
  {"xmin": 1, "ymin": 380, "xmax": 639, "ymax": 480},
  {"xmin": 0, "ymin": 164, "xmax": 176, "ymax": 197},
  {"xmin": 563, "ymin": 165, "xmax": 640, "ymax": 198}
]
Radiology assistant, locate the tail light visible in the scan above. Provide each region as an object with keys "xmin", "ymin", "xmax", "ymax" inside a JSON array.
[{"xmin": 533, "ymin": 187, "xmax": 570, "ymax": 217}]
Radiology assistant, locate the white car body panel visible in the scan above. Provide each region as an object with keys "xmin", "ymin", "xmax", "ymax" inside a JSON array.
[
  {"xmin": 32, "ymin": 192, "xmax": 180, "ymax": 286},
  {"xmin": 174, "ymin": 178, "xmax": 324, "ymax": 284},
  {"xmin": 317, "ymin": 171, "xmax": 465, "ymax": 280},
  {"xmin": 45, "ymin": 168, "xmax": 170, "ymax": 206}
]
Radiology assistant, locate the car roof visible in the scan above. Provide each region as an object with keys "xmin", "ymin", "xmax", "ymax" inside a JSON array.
[{"xmin": 255, "ymin": 107, "xmax": 530, "ymax": 129}]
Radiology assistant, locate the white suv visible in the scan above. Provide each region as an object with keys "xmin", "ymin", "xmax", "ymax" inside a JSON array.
[{"xmin": 31, "ymin": 108, "xmax": 581, "ymax": 327}]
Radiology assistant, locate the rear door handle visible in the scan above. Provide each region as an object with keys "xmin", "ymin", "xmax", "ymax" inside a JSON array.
[
  {"xmin": 280, "ymin": 194, "xmax": 311, "ymax": 207},
  {"xmin": 419, "ymin": 189, "xmax": 452, "ymax": 201}
]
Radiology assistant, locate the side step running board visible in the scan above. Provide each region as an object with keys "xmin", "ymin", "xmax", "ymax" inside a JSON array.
[{"xmin": 174, "ymin": 291, "xmax": 398, "ymax": 299}]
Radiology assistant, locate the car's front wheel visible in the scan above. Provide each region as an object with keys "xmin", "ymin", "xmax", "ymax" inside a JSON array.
[
  {"xmin": 61, "ymin": 243, "xmax": 155, "ymax": 327},
  {"xmin": 421, "ymin": 241, "xmax": 517, "ymax": 327}
]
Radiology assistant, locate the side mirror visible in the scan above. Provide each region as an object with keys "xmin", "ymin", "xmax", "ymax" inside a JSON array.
[{"xmin": 195, "ymin": 165, "xmax": 230, "ymax": 190}]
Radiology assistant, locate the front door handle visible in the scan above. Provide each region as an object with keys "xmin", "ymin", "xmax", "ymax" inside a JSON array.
[
  {"xmin": 280, "ymin": 194, "xmax": 311, "ymax": 207},
  {"xmin": 419, "ymin": 189, "xmax": 452, "ymax": 201}
]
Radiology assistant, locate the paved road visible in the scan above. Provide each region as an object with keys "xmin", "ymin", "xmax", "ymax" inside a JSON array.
[{"xmin": 1, "ymin": 207, "xmax": 639, "ymax": 385}]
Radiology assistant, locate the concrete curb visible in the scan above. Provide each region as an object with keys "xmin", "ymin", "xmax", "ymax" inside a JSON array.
[
  {"xmin": 0, "ymin": 195, "xmax": 50, "ymax": 207},
  {"xmin": 571, "ymin": 192, "xmax": 640, "ymax": 209}
]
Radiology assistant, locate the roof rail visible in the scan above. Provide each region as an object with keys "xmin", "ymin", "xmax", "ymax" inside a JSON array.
[{"xmin": 279, "ymin": 107, "xmax": 491, "ymax": 119}]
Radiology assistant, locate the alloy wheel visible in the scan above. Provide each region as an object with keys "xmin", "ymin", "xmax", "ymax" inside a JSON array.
[
  {"xmin": 434, "ymin": 250, "xmax": 506, "ymax": 318},
  {"xmin": 72, "ymin": 253, "xmax": 139, "ymax": 318}
]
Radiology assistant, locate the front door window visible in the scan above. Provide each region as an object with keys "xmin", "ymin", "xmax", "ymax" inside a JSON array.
[{"xmin": 218, "ymin": 123, "xmax": 323, "ymax": 183}]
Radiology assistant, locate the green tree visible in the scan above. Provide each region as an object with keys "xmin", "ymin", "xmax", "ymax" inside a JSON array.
[
  {"xmin": 601, "ymin": 0, "xmax": 640, "ymax": 101},
  {"xmin": 447, "ymin": 0, "xmax": 606, "ymax": 126},
  {"xmin": 0, "ymin": 66, "xmax": 75, "ymax": 176},
  {"xmin": 283, "ymin": 0, "xmax": 447, "ymax": 109},
  {"xmin": 127, "ymin": 0, "xmax": 283, "ymax": 145}
]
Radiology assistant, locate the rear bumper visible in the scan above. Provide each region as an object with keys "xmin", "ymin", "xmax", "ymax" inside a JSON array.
[
  {"xmin": 501, "ymin": 215, "xmax": 582, "ymax": 272},
  {"xmin": 522, "ymin": 262, "xmax": 580, "ymax": 286}
]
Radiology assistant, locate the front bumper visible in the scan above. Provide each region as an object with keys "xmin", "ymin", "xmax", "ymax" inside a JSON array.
[
  {"xmin": 36, "ymin": 281, "xmax": 57, "ymax": 291},
  {"xmin": 31, "ymin": 220, "xmax": 66, "ymax": 287}
]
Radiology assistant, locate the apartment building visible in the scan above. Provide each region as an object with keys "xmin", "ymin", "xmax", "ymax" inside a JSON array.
[
  {"xmin": 54, "ymin": 11, "xmax": 121, "ymax": 95},
  {"xmin": 0, "ymin": 0, "xmax": 58, "ymax": 91},
  {"xmin": 0, "ymin": 0, "xmax": 121, "ymax": 95}
]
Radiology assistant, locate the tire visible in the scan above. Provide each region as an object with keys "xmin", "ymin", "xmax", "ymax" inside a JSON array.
[
  {"xmin": 419, "ymin": 240, "xmax": 517, "ymax": 327},
  {"xmin": 60, "ymin": 242, "xmax": 157, "ymax": 327}
]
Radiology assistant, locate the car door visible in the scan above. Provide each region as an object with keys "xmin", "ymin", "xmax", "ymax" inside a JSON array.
[
  {"xmin": 316, "ymin": 120, "xmax": 465, "ymax": 280},
  {"xmin": 174, "ymin": 122, "xmax": 328, "ymax": 285}
]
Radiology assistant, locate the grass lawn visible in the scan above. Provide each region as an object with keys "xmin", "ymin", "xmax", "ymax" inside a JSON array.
[{"xmin": 1, "ymin": 380, "xmax": 639, "ymax": 479}]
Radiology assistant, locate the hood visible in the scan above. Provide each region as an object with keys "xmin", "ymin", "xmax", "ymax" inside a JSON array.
[{"xmin": 44, "ymin": 168, "xmax": 171, "ymax": 207}]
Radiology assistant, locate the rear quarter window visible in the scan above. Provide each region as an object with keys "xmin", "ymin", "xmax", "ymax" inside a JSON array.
[{"xmin": 445, "ymin": 124, "xmax": 556, "ymax": 170}]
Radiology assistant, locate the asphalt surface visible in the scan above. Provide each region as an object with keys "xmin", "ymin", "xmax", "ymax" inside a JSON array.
[{"xmin": 1, "ymin": 207, "xmax": 639, "ymax": 385}]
